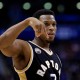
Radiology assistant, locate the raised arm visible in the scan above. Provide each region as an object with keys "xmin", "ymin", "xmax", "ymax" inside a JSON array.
[
  {"xmin": 0, "ymin": 18, "xmax": 30, "ymax": 49},
  {"xmin": 0, "ymin": 17, "xmax": 45, "ymax": 57},
  {"xmin": 0, "ymin": 17, "xmax": 44, "ymax": 49}
]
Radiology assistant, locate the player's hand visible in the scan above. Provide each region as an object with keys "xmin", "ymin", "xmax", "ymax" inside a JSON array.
[{"xmin": 28, "ymin": 17, "xmax": 48, "ymax": 38}]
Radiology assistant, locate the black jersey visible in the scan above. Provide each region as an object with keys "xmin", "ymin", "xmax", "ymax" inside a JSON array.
[{"xmin": 14, "ymin": 41, "xmax": 62, "ymax": 80}]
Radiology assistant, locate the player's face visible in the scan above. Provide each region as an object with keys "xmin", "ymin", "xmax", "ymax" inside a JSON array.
[{"xmin": 39, "ymin": 15, "xmax": 57, "ymax": 43}]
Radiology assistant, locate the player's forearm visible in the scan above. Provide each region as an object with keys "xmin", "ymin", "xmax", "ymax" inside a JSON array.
[{"xmin": 0, "ymin": 18, "xmax": 30, "ymax": 49}]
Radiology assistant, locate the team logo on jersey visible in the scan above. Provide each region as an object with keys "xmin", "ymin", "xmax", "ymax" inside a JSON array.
[
  {"xmin": 35, "ymin": 48, "xmax": 41, "ymax": 54},
  {"xmin": 36, "ymin": 60, "xmax": 61, "ymax": 78}
]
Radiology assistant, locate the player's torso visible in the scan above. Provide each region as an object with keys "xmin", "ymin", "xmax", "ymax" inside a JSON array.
[{"xmin": 25, "ymin": 41, "xmax": 62, "ymax": 80}]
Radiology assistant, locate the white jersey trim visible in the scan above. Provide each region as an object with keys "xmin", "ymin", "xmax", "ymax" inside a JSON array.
[{"xmin": 29, "ymin": 41, "xmax": 53, "ymax": 56}]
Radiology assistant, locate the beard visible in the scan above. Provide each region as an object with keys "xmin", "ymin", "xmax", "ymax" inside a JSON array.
[
  {"xmin": 35, "ymin": 34, "xmax": 55, "ymax": 44},
  {"xmin": 46, "ymin": 36, "xmax": 55, "ymax": 43},
  {"xmin": 46, "ymin": 39, "xmax": 54, "ymax": 43}
]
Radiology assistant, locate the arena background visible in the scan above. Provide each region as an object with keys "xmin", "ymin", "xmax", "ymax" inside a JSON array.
[{"xmin": 0, "ymin": 0, "xmax": 80, "ymax": 80}]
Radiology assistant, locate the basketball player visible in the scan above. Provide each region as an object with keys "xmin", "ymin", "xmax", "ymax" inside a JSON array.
[{"xmin": 0, "ymin": 9, "xmax": 62, "ymax": 80}]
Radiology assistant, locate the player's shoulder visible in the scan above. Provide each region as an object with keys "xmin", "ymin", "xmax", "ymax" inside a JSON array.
[
  {"xmin": 14, "ymin": 39, "xmax": 31, "ymax": 51},
  {"xmin": 15, "ymin": 39, "xmax": 26, "ymax": 43},
  {"xmin": 15, "ymin": 39, "xmax": 29, "ymax": 45}
]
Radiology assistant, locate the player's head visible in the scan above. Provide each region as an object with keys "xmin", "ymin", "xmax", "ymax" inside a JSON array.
[
  {"xmin": 33, "ymin": 9, "xmax": 57, "ymax": 43},
  {"xmin": 33, "ymin": 9, "xmax": 55, "ymax": 19}
]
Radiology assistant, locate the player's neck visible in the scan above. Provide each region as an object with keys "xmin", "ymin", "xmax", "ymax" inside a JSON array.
[{"xmin": 32, "ymin": 38, "xmax": 50, "ymax": 50}]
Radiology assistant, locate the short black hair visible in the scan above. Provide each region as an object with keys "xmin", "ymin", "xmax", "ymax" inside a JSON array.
[{"xmin": 32, "ymin": 9, "xmax": 55, "ymax": 19}]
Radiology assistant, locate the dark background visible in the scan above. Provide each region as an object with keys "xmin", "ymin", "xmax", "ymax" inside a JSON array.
[{"xmin": 0, "ymin": 0, "xmax": 80, "ymax": 80}]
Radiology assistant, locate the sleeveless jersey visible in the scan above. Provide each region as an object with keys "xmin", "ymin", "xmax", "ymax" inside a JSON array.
[{"xmin": 14, "ymin": 41, "xmax": 62, "ymax": 80}]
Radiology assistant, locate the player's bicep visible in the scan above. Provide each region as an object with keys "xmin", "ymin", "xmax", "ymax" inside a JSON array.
[{"xmin": 1, "ymin": 39, "xmax": 22, "ymax": 57}]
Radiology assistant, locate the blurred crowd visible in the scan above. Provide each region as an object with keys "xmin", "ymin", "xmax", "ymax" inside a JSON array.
[{"xmin": 52, "ymin": 40, "xmax": 80, "ymax": 80}]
